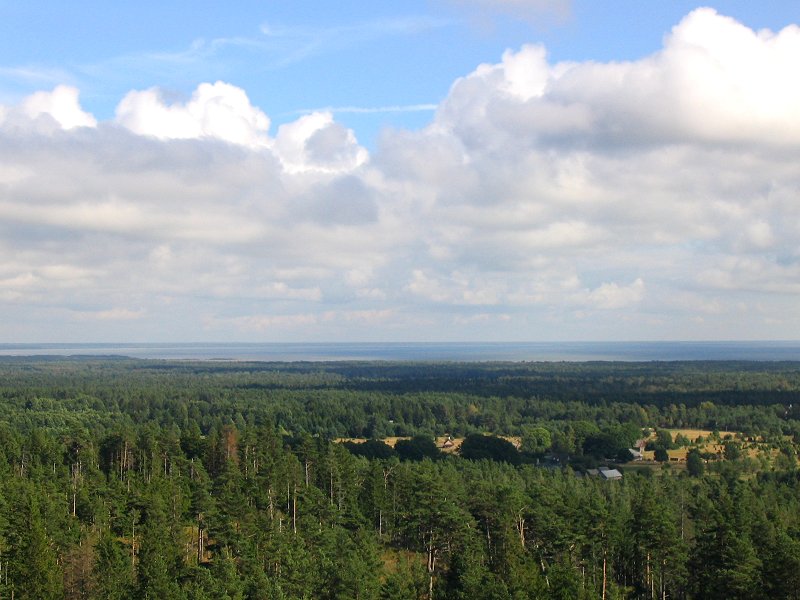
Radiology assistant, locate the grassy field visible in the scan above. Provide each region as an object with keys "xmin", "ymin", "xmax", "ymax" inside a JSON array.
[
  {"xmin": 336, "ymin": 435, "xmax": 521, "ymax": 454},
  {"xmin": 661, "ymin": 428, "xmax": 739, "ymax": 442},
  {"xmin": 641, "ymin": 428, "xmax": 770, "ymax": 461},
  {"xmin": 339, "ymin": 428, "xmax": 778, "ymax": 465}
]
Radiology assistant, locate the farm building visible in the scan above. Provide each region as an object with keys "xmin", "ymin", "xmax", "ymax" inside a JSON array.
[
  {"xmin": 599, "ymin": 467, "xmax": 623, "ymax": 480},
  {"xmin": 584, "ymin": 467, "xmax": 623, "ymax": 480},
  {"xmin": 628, "ymin": 448, "xmax": 643, "ymax": 461}
]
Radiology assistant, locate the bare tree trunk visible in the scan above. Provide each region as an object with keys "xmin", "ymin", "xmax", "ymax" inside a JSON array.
[
  {"xmin": 536, "ymin": 544, "xmax": 550, "ymax": 589},
  {"xmin": 427, "ymin": 549, "xmax": 436, "ymax": 600},
  {"xmin": 131, "ymin": 518, "xmax": 136, "ymax": 570},
  {"xmin": 602, "ymin": 552, "xmax": 607, "ymax": 600},
  {"xmin": 292, "ymin": 484, "xmax": 297, "ymax": 534},
  {"xmin": 197, "ymin": 513, "xmax": 204, "ymax": 563},
  {"xmin": 268, "ymin": 486, "xmax": 274, "ymax": 522}
]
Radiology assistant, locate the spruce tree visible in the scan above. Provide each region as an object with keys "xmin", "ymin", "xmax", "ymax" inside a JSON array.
[{"xmin": 12, "ymin": 495, "xmax": 63, "ymax": 600}]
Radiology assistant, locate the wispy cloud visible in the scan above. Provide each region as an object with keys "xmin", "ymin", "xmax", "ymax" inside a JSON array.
[
  {"xmin": 0, "ymin": 65, "xmax": 75, "ymax": 85},
  {"xmin": 72, "ymin": 308, "xmax": 146, "ymax": 322},
  {"xmin": 445, "ymin": 0, "xmax": 572, "ymax": 26},
  {"xmin": 288, "ymin": 104, "xmax": 438, "ymax": 116},
  {"xmin": 0, "ymin": 66, "xmax": 77, "ymax": 103},
  {"xmin": 253, "ymin": 15, "xmax": 453, "ymax": 68},
  {"xmin": 259, "ymin": 15, "xmax": 452, "ymax": 42},
  {"xmin": 82, "ymin": 15, "xmax": 451, "ymax": 81}
]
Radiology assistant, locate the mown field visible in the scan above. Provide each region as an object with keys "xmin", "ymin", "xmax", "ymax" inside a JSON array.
[{"xmin": 640, "ymin": 428, "xmax": 779, "ymax": 462}]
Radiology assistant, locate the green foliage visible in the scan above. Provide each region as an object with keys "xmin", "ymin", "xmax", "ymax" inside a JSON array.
[
  {"xmin": 520, "ymin": 425, "xmax": 551, "ymax": 454},
  {"xmin": 135, "ymin": 491, "xmax": 185, "ymax": 600},
  {"xmin": 394, "ymin": 435, "xmax": 440, "ymax": 462},
  {"xmin": 93, "ymin": 531, "xmax": 133, "ymax": 600},
  {"xmin": 343, "ymin": 439, "xmax": 396, "ymax": 460},
  {"xmin": 9, "ymin": 492, "xmax": 63, "ymax": 599},
  {"xmin": 655, "ymin": 427, "xmax": 677, "ymax": 449},
  {"xmin": 0, "ymin": 358, "xmax": 796, "ymax": 598},
  {"xmin": 459, "ymin": 434, "xmax": 520, "ymax": 464},
  {"xmin": 723, "ymin": 440, "xmax": 744, "ymax": 460},
  {"xmin": 687, "ymin": 447, "xmax": 705, "ymax": 477},
  {"xmin": 380, "ymin": 557, "xmax": 428, "ymax": 599}
]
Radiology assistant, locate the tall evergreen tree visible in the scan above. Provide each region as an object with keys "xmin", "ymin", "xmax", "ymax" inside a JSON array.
[
  {"xmin": 92, "ymin": 531, "xmax": 133, "ymax": 600},
  {"xmin": 135, "ymin": 491, "xmax": 185, "ymax": 600},
  {"xmin": 11, "ymin": 494, "xmax": 63, "ymax": 600}
]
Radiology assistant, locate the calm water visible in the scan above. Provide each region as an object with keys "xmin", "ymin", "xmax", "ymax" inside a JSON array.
[{"xmin": 1, "ymin": 341, "xmax": 800, "ymax": 361}]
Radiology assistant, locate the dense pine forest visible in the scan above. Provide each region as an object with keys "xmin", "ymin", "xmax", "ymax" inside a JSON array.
[{"xmin": 0, "ymin": 357, "xmax": 799, "ymax": 599}]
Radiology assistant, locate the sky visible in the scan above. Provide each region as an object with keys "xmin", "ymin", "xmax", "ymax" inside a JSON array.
[{"xmin": 1, "ymin": 1, "xmax": 800, "ymax": 343}]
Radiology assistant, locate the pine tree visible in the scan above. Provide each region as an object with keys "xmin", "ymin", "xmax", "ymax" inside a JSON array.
[
  {"xmin": 92, "ymin": 531, "xmax": 132, "ymax": 600},
  {"xmin": 11, "ymin": 494, "xmax": 63, "ymax": 600},
  {"xmin": 135, "ymin": 491, "xmax": 186, "ymax": 600}
]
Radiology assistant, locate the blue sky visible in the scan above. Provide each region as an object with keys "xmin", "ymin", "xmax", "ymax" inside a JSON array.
[
  {"xmin": 1, "ymin": 1, "xmax": 800, "ymax": 342},
  {"xmin": 4, "ymin": 1, "xmax": 796, "ymax": 146}
]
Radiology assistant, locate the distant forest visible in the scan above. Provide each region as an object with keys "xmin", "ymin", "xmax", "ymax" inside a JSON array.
[{"xmin": 0, "ymin": 357, "xmax": 798, "ymax": 599}]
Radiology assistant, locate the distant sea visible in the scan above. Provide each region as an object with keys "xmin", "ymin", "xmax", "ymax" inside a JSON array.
[{"xmin": 2, "ymin": 341, "xmax": 800, "ymax": 362}]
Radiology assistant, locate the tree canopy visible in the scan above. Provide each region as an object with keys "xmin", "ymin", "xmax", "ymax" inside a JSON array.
[{"xmin": 0, "ymin": 357, "xmax": 796, "ymax": 598}]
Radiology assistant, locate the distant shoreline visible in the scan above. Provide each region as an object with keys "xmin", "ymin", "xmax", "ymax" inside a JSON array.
[{"xmin": 2, "ymin": 341, "xmax": 800, "ymax": 362}]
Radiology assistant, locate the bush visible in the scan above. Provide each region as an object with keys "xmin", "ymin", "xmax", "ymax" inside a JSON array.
[
  {"xmin": 394, "ymin": 435, "xmax": 440, "ymax": 461},
  {"xmin": 687, "ymin": 448, "xmax": 705, "ymax": 476},
  {"xmin": 654, "ymin": 447, "xmax": 669, "ymax": 462},
  {"xmin": 343, "ymin": 439, "xmax": 396, "ymax": 460},
  {"xmin": 459, "ymin": 434, "xmax": 520, "ymax": 465}
]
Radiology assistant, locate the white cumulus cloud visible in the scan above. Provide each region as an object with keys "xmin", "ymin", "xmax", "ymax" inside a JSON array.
[
  {"xmin": 274, "ymin": 111, "xmax": 368, "ymax": 173},
  {"xmin": 438, "ymin": 8, "xmax": 800, "ymax": 148},
  {"xmin": 3, "ymin": 9, "xmax": 800, "ymax": 341},
  {"xmin": 21, "ymin": 85, "xmax": 97, "ymax": 129},
  {"xmin": 115, "ymin": 81, "xmax": 271, "ymax": 147}
]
